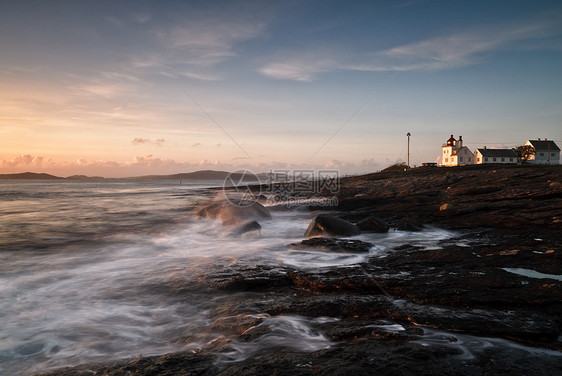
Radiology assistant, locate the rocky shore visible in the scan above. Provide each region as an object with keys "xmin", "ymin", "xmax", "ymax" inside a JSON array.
[{"xmin": 40, "ymin": 165, "xmax": 561, "ymax": 376}]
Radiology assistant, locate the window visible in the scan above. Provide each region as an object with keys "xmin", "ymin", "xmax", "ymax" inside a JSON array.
[
  {"xmin": 540, "ymin": 153, "xmax": 544, "ymax": 156},
  {"xmin": 477, "ymin": 157, "xmax": 481, "ymax": 162},
  {"xmin": 460, "ymin": 157, "xmax": 463, "ymax": 162},
  {"xmin": 484, "ymin": 157, "xmax": 488, "ymax": 162},
  {"xmin": 468, "ymin": 157, "xmax": 471, "ymax": 162},
  {"xmin": 552, "ymin": 153, "xmax": 556, "ymax": 157},
  {"xmin": 493, "ymin": 158, "xmax": 497, "ymax": 162},
  {"xmin": 501, "ymin": 158, "xmax": 505, "ymax": 162},
  {"xmin": 510, "ymin": 158, "xmax": 513, "ymax": 162},
  {"xmin": 444, "ymin": 158, "xmax": 448, "ymax": 162}
]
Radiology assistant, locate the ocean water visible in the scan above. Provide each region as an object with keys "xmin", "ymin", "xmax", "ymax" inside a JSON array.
[{"xmin": 0, "ymin": 180, "xmax": 468, "ymax": 374}]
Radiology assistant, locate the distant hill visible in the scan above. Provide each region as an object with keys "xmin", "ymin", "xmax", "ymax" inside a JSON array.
[
  {"xmin": 66, "ymin": 175, "xmax": 105, "ymax": 180},
  {"xmin": 128, "ymin": 170, "xmax": 264, "ymax": 181},
  {"xmin": 0, "ymin": 172, "xmax": 63, "ymax": 180},
  {"xmin": 0, "ymin": 170, "xmax": 268, "ymax": 181}
]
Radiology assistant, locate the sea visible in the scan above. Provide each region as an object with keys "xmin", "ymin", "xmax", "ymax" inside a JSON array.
[{"xmin": 0, "ymin": 180, "xmax": 559, "ymax": 375}]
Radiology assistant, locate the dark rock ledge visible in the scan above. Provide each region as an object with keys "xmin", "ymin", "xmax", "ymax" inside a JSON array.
[{"xmin": 38, "ymin": 165, "xmax": 562, "ymax": 376}]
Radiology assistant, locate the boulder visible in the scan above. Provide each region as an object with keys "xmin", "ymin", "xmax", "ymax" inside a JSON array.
[
  {"xmin": 357, "ymin": 217, "xmax": 389, "ymax": 233},
  {"xmin": 195, "ymin": 201, "xmax": 271, "ymax": 225},
  {"xmin": 304, "ymin": 214, "xmax": 360, "ymax": 238},
  {"xmin": 229, "ymin": 220, "xmax": 262, "ymax": 237},
  {"xmin": 290, "ymin": 237, "xmax": 373, "ymax": 253}
]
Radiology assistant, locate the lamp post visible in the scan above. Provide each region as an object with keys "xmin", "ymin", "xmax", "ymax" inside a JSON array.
[{"xmin": 407, "ymin": 132, "xmax": 411, "ymax": 168}]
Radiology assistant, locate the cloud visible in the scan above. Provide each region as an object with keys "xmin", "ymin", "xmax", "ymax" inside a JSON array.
[
  {"xmin": 132, "ymin": 138, "xmax": 166, "ymax": 146},
  {"xmin": 259, "ymin": 50, "xmax": 339, "ymax": 81},
  {"xmin": 153, "ymin": 10, "xmax": 267, "ymax": 69},
  {"xmin": 259, "ymin": 60, "xmax": 335, "ymax": 82},
  {"xmin": 192, "ymin": 142, "xmax": 201, "ymax": 147},
  {"xmin": 0, "ymin": 154, "xmax": 51, "ymax": 169},
  {"xmin": 324, "ymin": 158, "xmax": 382, "ymax": 175},
  {"xmin": 132, "ymin": 138, "xmax": 150, "ymax": 144},
  {"xmin": 259, "ymin": 18, "xmax": 562, "ymax": 80},
  {"xmin": 179, "ymin": 71, "xmax": 222, "ymax": 81},
  {"xmin": 0, "ymin": 153, "xmax": 382, "ymax": 177}
]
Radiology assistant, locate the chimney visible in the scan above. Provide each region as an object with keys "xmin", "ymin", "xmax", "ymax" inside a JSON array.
[
  {"xmin": 459, "ymin": 135, "xmax": 463, "ymax": 147},
  {"xmin": 537, "ymin": 138, "xmax": 541, "ymax": 141},
  {"xmin": 544, "ymin": 138, "xmax": 547, "ymax": 141},
  {"xmin": 484, "ymin": 146, "xmax": 486, "ymax": 150}
]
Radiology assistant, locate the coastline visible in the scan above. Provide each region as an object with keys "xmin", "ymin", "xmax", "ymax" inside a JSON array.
[{"xmin": 37, "ymin": 165, "xmax": 562, "ymax": 376}]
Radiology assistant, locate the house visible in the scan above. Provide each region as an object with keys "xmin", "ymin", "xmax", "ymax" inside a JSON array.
[
  {"xmin": 525, "ymin": 139, "xmax": 560, "ymax": 165},
  {"xmin": 475, "ymin": 147, "xmax": 518, "ymax": 164},
  {"xmin": 441, "ymin": 135, "xmax": 475, "ymax": 167}
]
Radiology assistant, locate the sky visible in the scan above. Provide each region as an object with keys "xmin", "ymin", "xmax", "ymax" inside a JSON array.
[{"xmin": 1, "ymin": 0, "xmax": 561, "ymax": 177}]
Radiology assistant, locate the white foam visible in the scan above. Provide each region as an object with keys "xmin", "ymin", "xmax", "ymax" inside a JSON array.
[{"xmin": 215, "ymin": 315, "xmax": 333, "ymax": 364}]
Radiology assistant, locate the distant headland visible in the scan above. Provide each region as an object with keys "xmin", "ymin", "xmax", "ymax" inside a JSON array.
[{"xmin": 0, "ymin": 170, "xmax": 260, "ymax": 181}]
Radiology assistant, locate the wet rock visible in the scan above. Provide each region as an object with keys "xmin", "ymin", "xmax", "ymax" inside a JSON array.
[
  {"xmin": 290, "ymin": 238, "xmax": 373, "ymax": 253},
  {"xmin": 396, "ymin": 221, "xmax": 424, "ymax": 232},
  {"xmin": 287, "ymin": 269, "xmax": 384, "ymax": 294},
  {"xmin": 304, "ymin": 214, "xmax": 360, "ymax": 238},
  {"xmin": 229, "ymin": 220, "xmax": 261, "ymax": 237},
  {"xmin": 391, "ymin": 300, "xmax": 561, "ymax": 343},
  {"xmin": 198, "ymin": 264, "xmax": 293, "ymax": 292},
  {"xmin": 195, "ymin": 200, "xmax": 271, "ymax": 225},
  {"xmin": 356, "ymin": 217, "xmax": 389, "ymax": 233}
]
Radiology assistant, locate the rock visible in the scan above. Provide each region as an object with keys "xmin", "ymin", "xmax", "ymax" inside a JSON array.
[
  {"xmin": 198, "ymin": 264, "xmax": 293, "ymax": 292},
  {"xmin": 229, "ymin": 220, "xmax": 262, "ymax": 237},
  {"xmin": 549, "ymin": 181, "xmax": 562, "ymax": 192},
  {"xmin": 396, "ymin": 221, "xmax": 424, "ymax": 232},
  {"xmin": 357, "ymin": 217, "xmax": 389, "ymax": 233},
  {"xmin": 195, "ymin": 201, "xmax": 271, "ymax": 225},
  {"xmin": 290, "ymin": 237, "xmax": 373, "ymax": 253},
  {"xmin": 304, "ymin": 214, "xmax": 360, "ymax": 238}
]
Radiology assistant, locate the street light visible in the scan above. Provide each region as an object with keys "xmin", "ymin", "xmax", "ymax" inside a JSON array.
[{"xmin": 407, "ymin": 132, "xmax": 411, "ymax": 168}]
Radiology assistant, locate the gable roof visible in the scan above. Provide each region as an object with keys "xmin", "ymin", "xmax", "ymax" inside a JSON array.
[
  {"xmin": 451, "ymin": 146, "xmax": 471, "ymax": 156},
  {"xmin": 477, "ymin": 148, "xmax": 517, "ymax": 158},
  {"xmin": 527, "ymin": 140, "xmax": 560, "ymax": 152}
]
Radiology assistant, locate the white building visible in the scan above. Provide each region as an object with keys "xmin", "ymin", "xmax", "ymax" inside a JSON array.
[
  {"xmin": 475, "ymin": 147, "xmax": 518, "ymax": 164},
  {"xmin": 525, "ymin": 139, "xmax": 560, "ymax": 165},
  {"xmin": 441, "ymin": 135, "xmax": 475, "ymax": 167}
]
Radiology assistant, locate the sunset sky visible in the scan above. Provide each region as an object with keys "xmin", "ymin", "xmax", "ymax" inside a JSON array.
[{"xmin": 1, "ymin": 0, "xmax": 561, "ymax": 177}]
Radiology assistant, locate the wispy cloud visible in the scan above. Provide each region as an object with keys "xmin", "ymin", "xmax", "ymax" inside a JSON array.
[
  {"xmin": 259, "ymin": 59, "xmax": 336, "ymax": 82},
  {"xmin": 259, "ymin": 18, "xmax": 562, "ymax": 81},
  {"xmin": 154, "ymin": 12, "xmax": 267, "ymax": 69}
]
